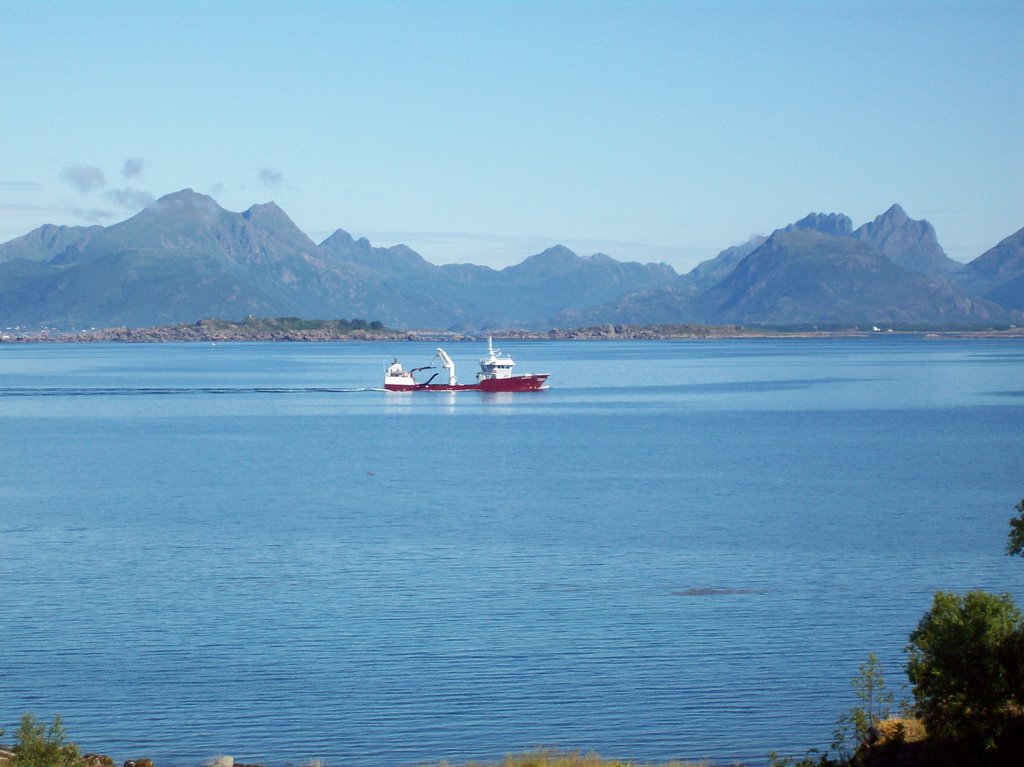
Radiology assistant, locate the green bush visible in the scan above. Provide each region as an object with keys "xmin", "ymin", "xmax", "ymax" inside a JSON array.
[
  {"xmin": 1007, "ymin": 498, "xmax": 1024, "ymax": 558},
  {"xmin": 10, "ymin": 713, "xmax": 83, "ymax": 767},
  {"xmin": 906, "ymin": 590, "xmax": 1024, "ymax": 761}
]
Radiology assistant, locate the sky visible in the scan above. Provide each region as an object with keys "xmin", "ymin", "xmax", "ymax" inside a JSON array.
[{"xmin": 1, "ymin": 0, "xmax": 1021, "ymax": 272}]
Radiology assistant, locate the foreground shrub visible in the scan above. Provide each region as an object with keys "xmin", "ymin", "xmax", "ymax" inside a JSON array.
[
  {"xmin": 832, "ymin": 652, "xmax": 897, "ymax": 761},
  {"xmin": 906, "ymin": 590, "xmax": 1024, "ymax": 761},
  {"xmin": 10, "ymin": 714, "xmax": 83, "ymax": 767},
  {"xmin": 1007, "ymin": 498, "xmax": 1024, "ymax": 557}
]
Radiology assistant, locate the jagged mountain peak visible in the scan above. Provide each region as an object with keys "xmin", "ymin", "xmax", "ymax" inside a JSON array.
[
  {"xmin": 859, "ymin": 203, "xmax": 919, "ymax": 236},
  {"xmin": 852, "ymin": 204, "xmax": 960, "ymax": 276},
  {"xmin": 319, "ymin": 229, "xmax": 376, "ymax": 256},
  {"xmin": 881, "ymin": 202, "xmax": 908, "ymax": 220},
  {"xmin": 243, "ymin": 200, "xmax": 285, "ymax": 219},
  {"xmin": 3, "ymin": 189, "xmax": 1017, "ymax": 330},
  {"xmin": 319, "ymin": 229, "xmax": 356, "ymax": 248},
  {"xmin": 239, "ymin": 201, "xmax": 309, "ymax": 241},
  {"xmin": 786, "ymin": 212, "xmax": 853, "ymax": 237},
  {"xmin": 688, "ymin": 227, "xmax": 1008, "ymax": 325},
  {"xmin": 318, "ymin": 229, "xmax": 434, "ymax": 275},
  {"xmin": 535, "ymin": 244, "xmax": 578, "ymax": 260},
  {"xmin": 150, "ymin": 188, "xmax": 216, "ymax": 206},
  {"xmin": 127, "ymin": 192, "xmax": 312, "ymax": 251},
  {"xmin": 319, "ymin": 229, "xmax": 382, "ymax": 253},
  {"xmin": 522, "ymin": 244, "xmax": 581, "ymax": 264},
  {"xmin": 505, "ymin": 245, "xmax": 582, "ymax": 276},
  {"xmin": 388, "ymin": 243, "xmax": 421, "ymax": 259},
  {"xmin": 138, "ymin": 188, "xmax": 226, "ymax": 227}
]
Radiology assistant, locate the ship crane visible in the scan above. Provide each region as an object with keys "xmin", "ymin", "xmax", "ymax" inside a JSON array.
[
  {"xmin": 433, "ymin": 348, "xmax": 457, "ymax": 386},
  {"xmin": 383, "ymin": 338, "xmax": 548, "ymax": 392}
]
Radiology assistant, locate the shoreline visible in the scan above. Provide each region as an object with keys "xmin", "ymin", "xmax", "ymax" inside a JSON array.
[{"xmin": 2, "ymin": 320, "xmax": 1022, "ymax": 344}]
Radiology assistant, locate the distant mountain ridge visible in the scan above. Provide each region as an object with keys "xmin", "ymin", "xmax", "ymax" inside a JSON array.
[
  {"xmin": 559, "ymin": 207, "xmax": 1021, "ymax": 327},
  {"xmin": 0, "ymin": 189, "xmax": 678, "ymax": 329},
  {"xmin": 686, "ymin": 228, "xmax": 1003, "ymax": 325},
  {"xmin": 1, "ymin": 190, "xmax": 1020, "ymax": 329}
]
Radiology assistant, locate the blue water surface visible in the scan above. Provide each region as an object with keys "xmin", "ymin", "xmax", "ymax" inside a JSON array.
[{"xmin": 1, "ymin": 338, "xmax": 1022, "ymax": 766}]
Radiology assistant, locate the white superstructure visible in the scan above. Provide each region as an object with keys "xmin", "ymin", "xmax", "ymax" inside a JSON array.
[
  {"xmin": 384, "ymin": 359, "xmax": 415, "ymax": 389},
  {"xmin": 477, "ymin": 337, "xmax": 515, "ymax": 381}
]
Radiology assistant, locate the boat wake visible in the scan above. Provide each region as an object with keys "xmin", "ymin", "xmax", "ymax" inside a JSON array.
[{"xmin": 0, "ymin": 386, "xmax": 380, "ymax": 398}]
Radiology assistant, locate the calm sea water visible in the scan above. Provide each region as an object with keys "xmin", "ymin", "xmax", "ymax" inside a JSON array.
[{"xmin": 1, "ymin": 338, "xmax": 1022, "ymax": 766}]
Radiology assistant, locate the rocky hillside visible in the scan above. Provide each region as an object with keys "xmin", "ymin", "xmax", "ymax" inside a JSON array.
[
  {"xmin": 953, "ymin": 227, "xmax": 1024, "ymax": 310},
  {"xmin": 685, "ymin": 229, "xmax": 1006, "ymax": 326},
  {"xmin": 1, "ymin": 194, "xmax": 1019, "ymax": 330},
  {"xmin": 563, "ymin": 208, "xmax": 1020, "ymax": 328},
  {"xmin": 0, "ymin": 190, "xmax": 678, "ymax": 330},
  {"xmin": 852, "ymin": 204, "xmax": 963, "ymax": 276}
]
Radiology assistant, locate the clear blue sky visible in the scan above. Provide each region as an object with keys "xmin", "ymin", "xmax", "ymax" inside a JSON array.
[{"xmin": 2, "ymin": 0, "xmax": 1021, "ymax": 271}]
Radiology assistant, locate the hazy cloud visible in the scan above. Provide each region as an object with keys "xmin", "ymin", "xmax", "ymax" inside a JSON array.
[
  {"xmin": 62, "ymin": 165, "xmax": 106, "ymax": 194},
  {"xmin": 122, "ymin": 158, "xmax": 144, "ymax": 178},
  {"xmin": 258, "ymin": 167, "xmax": 284, "ymax": 187},
  {"xmin": 107, "ymin": 187, "xmax": 154, "ymax": 210}
]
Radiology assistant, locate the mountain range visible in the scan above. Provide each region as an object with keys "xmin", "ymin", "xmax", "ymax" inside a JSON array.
[{"xmin": 0, "ymin": 190, "xmax": 1020, "ymax": 330}]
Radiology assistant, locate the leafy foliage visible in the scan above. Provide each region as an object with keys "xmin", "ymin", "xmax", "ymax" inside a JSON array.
[
  {"xmin": 1006, "ymin": 498, "xmax": 1024, "ymax": 558},
  {"xmin": 10, "ymin": 713, "xmax": 83, "ymax": 767},
  {"xmin": 905, "ymin": 590, "xmax": 1024, "ymax": 759},
  {"xmin": 225, "ymin": 316, "xmax": 385, "ymax": 332},
  {"xmin": 832, "ymin": 653, "xmax": 895, "ymax": 761}
]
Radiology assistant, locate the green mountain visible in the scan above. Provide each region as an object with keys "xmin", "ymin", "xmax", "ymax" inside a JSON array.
[
  {"xmin": 2, "ymin": 192, "xmax": 1016, "ymax": 330},
  {"xmin": 0, "ymin": 190, "xmax": 340, "ymax": 327},
  {"xmin": 0, "ymin": 189, "xmax": 679, "ymax": 329},
  {"xmin": 0, "ymin": 223, "xmax": 103, "ymax": 263}
]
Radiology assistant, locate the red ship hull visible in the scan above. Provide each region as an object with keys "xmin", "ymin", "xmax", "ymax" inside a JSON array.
[{"xmin": 385, "ymin": 374, "xmax": 548, "ymax": 392}]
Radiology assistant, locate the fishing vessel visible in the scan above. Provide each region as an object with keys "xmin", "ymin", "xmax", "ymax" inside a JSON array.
[{"xmin": 384, "ymin": 338, "xmax": 549, "ymax": 392}]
